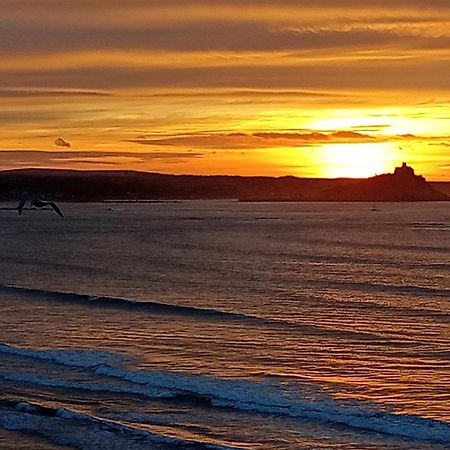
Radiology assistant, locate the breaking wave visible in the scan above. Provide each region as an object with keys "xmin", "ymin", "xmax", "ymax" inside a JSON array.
[
  {"xmin": 0, "ymin": 400, "xmax": 240, "ymax": 450},
  {"xmin": 0, "ymin": 343, "xmax": 449, "ymax": 445}
]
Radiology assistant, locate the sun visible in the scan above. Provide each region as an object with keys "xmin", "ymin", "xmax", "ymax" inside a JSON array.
[{"xmin": 319, "ymin": 142, "xmax": 401, "ymax": 179}]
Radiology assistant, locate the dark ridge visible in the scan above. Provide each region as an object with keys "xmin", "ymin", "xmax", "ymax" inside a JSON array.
[
  {"xmin": 319, "ymin": 163, "xmax": 449, "ymax": 202},
  {"xmin": 432, "ymin": 181, "xmax": 450, "ymax": 197},
  {"xmin": 0, "ymin": 168, "xmax": 331, "ymax": 202},
  {"xmin": 0, "ymin": 164, "xmax": 447, "ymax": 202}
]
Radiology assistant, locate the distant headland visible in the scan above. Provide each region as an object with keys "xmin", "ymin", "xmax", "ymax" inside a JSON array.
[
  {"xmin": 0, "ymin": 164, "xmax": 448, "ymax": 202},
  {"xmin": 315, "ymin": 163, "xmax": 449, "ymax": 202}
]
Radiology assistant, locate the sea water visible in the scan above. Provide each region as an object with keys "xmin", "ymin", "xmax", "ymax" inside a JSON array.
[{"xmin": 0, "ymin": 201, "xmax": 448, "ymax": 449}]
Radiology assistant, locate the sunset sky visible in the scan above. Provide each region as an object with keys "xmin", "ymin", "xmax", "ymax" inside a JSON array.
[{"xmin": 1, "ymin": 0, "xmax": 449, "ymax": 179}]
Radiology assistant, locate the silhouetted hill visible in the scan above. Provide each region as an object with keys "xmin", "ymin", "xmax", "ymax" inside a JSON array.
[
  {"xmin": 0, "ymin": 169, "xmax": 330, "ymax": 201},
  {"xmin": 0, "ymin": 165, "xmax": 447, "ymax": 202},
  {"xmin": 319, "ymin": 163, "xmax": 449, "ymax": 202},
  {"xmin": 431, "ymin": 182, "xmax": 450, "ymax": 197}
]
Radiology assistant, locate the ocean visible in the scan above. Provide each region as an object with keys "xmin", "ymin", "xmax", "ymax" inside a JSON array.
[{"xmin": 0, "ymin": 201, "xmax": 448, "ymax": 449}]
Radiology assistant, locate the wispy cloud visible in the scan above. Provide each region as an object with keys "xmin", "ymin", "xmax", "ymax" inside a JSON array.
[
  {"xmin": 0, "ymin": 88, "xmax": 111, "ymax": 98},
  {"xmin": 127, "ymin": 130, "xmax": 438, "ymax": 150},
  {"xmin": 0, "ymin": 150, "xmax": 203, "ymax": 169},
  {"xmin": 55, "ymin": 137, "xmax": 71, "ymax": 148},
  {"xmin": 0, "ymin": 1, "xmax": 448, "ymax": 178}
]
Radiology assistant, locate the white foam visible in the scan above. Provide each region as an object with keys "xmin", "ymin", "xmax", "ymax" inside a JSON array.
[
  {"xmin": 15, "ymin": 402, "xmax": 40, "ymax": 413},
  {"xmin": 0, "ymin": 343, "xmax": 127, "ymax": 369},
  {"xmin": 2, "ymin": 343, "xmax": 449, "ymax": 444},
  {"xmin": 94, "ymin": 365, "xmax": 450, "ymax": 444},
  {"xmin": 0, "ymin": 403, "xmax": 243, "ymax": 450},
  {"xmin": 1, "ymin": 372, "xmax": 173, "ymax": 399}
]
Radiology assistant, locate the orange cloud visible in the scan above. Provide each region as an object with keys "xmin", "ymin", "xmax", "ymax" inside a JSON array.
[{"xmin": 126, "ymin": 130, "xmax": 433, "ymax": 150}]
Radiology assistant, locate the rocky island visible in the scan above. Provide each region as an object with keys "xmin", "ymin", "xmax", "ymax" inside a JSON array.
[{"xmin": 318, "ymin": 163, "xmax": 449, "ymax": 202}]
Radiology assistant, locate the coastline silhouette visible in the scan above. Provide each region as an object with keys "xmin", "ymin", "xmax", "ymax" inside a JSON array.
[{"xmin": 0, "ymin": 163, "xmax": 447, "ymax": 203}]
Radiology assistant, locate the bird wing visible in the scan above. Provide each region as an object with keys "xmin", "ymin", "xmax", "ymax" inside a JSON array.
[
  {"xmin": 49, "ymin": 202, "xmax": 64, "ymax": 218},
  {"xmin": 17, "ymin": 200, "xmax": 26, "ymax": 215}
]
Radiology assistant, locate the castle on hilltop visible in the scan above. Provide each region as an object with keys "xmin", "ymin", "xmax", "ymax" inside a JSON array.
[
  {"xmin": 393, "ymin": 162, "xmax": 426, "ymax": 182},
  {"xmin": 319, "ymin": 162, "xmax": 448, "ymax": 201},
  {"xmin": 394, "ymin": 162, "xmax": 415, "ymax": 177}
]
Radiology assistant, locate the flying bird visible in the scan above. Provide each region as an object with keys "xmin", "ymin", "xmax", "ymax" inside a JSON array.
[{"xmin": 18, "ymin": 199, "xmax": 64, "ymax": 218}]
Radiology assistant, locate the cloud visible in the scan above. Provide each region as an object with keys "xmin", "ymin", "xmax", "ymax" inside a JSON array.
[
  {"xmin": 55, "ymin": 137, "xmax": 71, "ymax": 148},
  {"xmin": 0, "ymin": 1, "xmax": 445, "ymax": 180},
  {"xmin": 253, "ymin": 131, "xmax": 374, "ymax": 140},
  {"xmin": 2, "ymin": 59, "xmax": 448, "ymax": 92},
  {"xmin": 127, "ymin": 130, "xmax": 389, "ymax": 150},
  {"xmin": 2, "ymin": 20, "xmax": 448, "ymax": 56},
  {"xmin": 0, "ymin": 1, "xmax": 448, "ymax": 94},
  {"xmin": 0, "ymin": 89, "xmax": 110, "ymax": 98},
  {"xmin": 0, "ymin": 150, "xmax": 203, "ymax": 169}
]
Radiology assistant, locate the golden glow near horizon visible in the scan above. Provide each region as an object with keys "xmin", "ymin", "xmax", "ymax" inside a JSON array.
[
  {"xmin": 320, "ymin": 143, "xmax": 400, "ymax": 178},
  {"xmin": 0, "ymin": 1, "xmax": 449, "ymax": 179}
]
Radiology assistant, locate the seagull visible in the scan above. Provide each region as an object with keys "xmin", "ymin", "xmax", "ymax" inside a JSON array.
[{"xmin": 18, "ymin": 198, "xmax": 64, "ymax": 218}]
